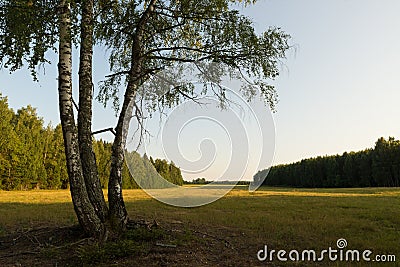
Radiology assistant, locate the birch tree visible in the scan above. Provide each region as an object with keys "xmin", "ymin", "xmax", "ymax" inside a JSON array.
[{"xmin": 1, "ymin": 0, "xmax": 291, "ymax": 238}]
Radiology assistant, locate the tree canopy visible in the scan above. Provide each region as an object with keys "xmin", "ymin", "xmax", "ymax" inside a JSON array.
[{"xmin": 256, "ymin": 137, "xmax": 400, "ymax": 188}]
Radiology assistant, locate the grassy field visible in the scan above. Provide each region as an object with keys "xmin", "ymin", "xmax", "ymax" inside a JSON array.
[{"xmin": 1, "ymin": 187, "xmax": 400, "ymax": 266}]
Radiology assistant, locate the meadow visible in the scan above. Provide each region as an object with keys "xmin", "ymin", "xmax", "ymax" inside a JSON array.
[{"xmin": 1, "ymin": 187, "xmax": 399, "ymax": 266}]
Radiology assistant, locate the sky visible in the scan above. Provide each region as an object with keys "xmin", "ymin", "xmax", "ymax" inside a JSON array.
[{"xmin": 1, "ymin": 0, "xmax": 400, "ymax": 181}]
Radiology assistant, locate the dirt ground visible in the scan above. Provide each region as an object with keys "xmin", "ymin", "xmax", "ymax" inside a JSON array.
[{"xmin": 0, "ymin": 221, "xmax": 265, "ymax": 267}]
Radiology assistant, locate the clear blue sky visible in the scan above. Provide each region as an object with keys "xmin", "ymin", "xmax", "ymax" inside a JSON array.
[{"xmin": 1, "ymin": 0, "xmax": 400, "ymax": 180}]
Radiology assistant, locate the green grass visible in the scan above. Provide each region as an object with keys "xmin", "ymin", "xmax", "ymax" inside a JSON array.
[{"xmin": 1, "ymin": 187, "xmax": 400, "ymax": 265}]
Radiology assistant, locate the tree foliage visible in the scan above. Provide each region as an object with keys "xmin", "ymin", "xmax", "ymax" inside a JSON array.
[
  {"xmin": 256, "ymin": 137, "xmax": 400, "ymax": 188},
  {"xmin": 96, "ymin": 0, "xmax": 290, "ymax": 113},
  {"xmin": 0, "ymin": 93, "xmax": 184, "ymax": 190},
  {"xmin": 0, "ymin": 0, "xmax": 59, "ymax": 79},
  {"xmin": 0, "ymin": 93, "xmax": 68, "ymax": 189}
]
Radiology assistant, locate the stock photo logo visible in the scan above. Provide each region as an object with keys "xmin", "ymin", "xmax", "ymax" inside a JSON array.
[
  {"xmin": 257, "ymin": 238, "xmax": 396, "ymax": 263},
  {"xmin": 123, "ymin": 62, "xmax": 276, "ymax": 207}
]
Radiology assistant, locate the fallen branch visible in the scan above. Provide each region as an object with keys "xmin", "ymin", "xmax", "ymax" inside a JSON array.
[
  {"xmin": 193, "ymin": 230, "xmax": 233, "ymax": 249},
  {"xmin": 155, "ymin": 242, "xmax": 177, "ymax": 248},
  {"xmin": 51, "ymin": 237, "xmax": 93, "ymax": 250},
  {"xmin": 11, "ymin": 229, "xmax": 31, "ymax": 245},
  {"xmin": 126, "ymin": 219, "xmax": 159, "ymax": 230},
  {"xmin": 23, "ymin": 232, "xmax": 42, "ymax": 246}
]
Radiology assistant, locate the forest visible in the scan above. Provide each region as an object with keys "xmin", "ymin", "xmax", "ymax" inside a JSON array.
[
  {"xmin": 255, "ymin": 137, "xmax": 400, "ymax": 188},
  {"xmin": 3, "ymin": 90, "xmax": 399, "ymax": 190},
  {"xmin": 0, "ymin": 93, "xmax": 183, "ymax": 190}
]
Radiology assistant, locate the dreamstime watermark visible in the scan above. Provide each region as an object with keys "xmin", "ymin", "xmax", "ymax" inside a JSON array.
[
  {"xmin": 257, "ymin": 238, "xmax": 396, "ymax": 263},
  {"xmin": 124, "ymin": 62, "xmax": 276, "ymax": 207}
]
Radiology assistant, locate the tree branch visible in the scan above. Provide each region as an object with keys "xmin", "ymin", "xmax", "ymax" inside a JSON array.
[
  {"xmin": 147, "ymin": 54, "xmax": 214, "ymax": 63},
  {"xmin": 105, "ymin": 70, "xmax": 130, "ymax": 79},
  {"xmin": 92, "ymin": 127, "xmax": 116, "ymax": 136},
  {"xmin": 72, "ymin": 97, "xmax": 79, "ymax": 111}
]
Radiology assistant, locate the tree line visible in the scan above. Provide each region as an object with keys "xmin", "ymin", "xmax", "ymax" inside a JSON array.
[
  {"xmin": 94, "ymin": 139, "xmax": 184, "ymax": 189},
  {"xmin": 254, "ymin": 137, "xmax": 400, "ymax": 188},
  {"xmin": 0, "ymin": 93, "xmax": 183, "ymax": 190}
]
